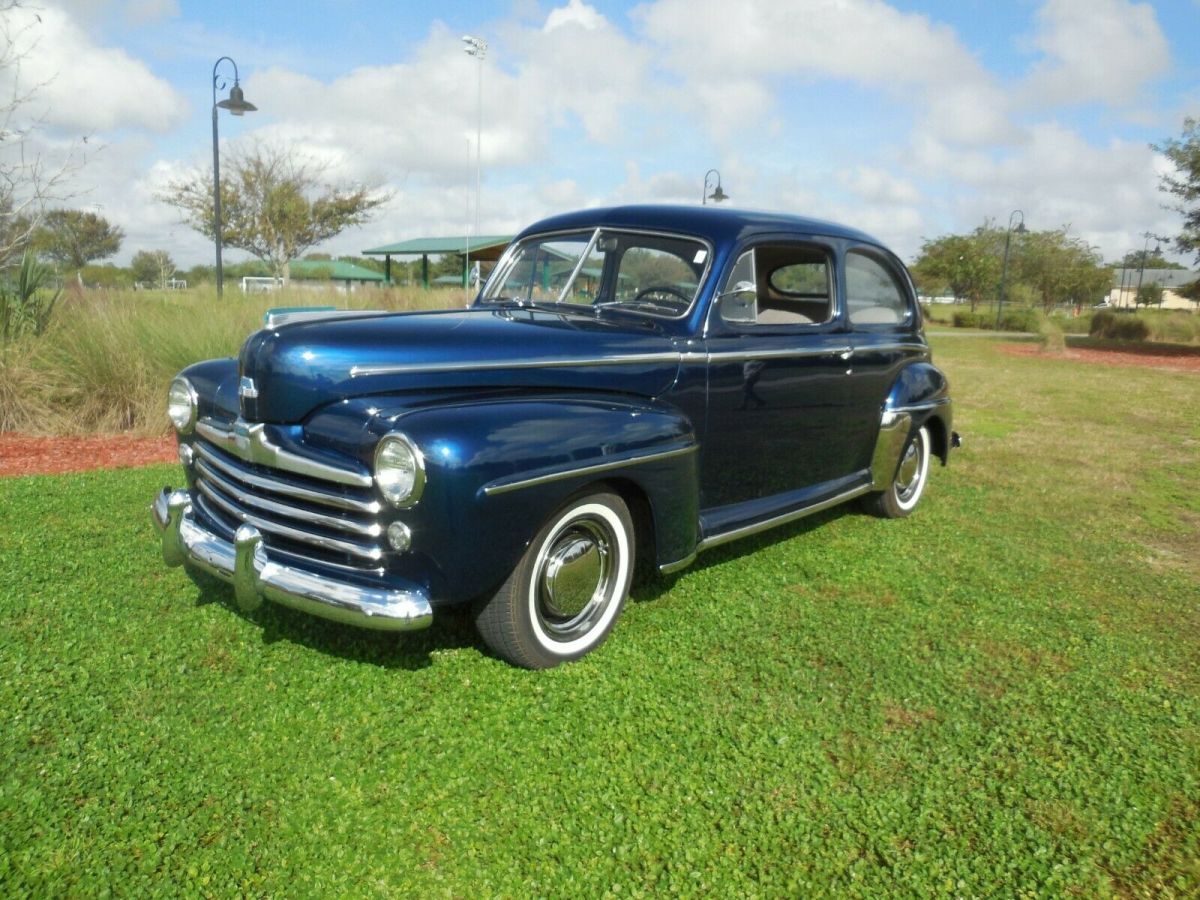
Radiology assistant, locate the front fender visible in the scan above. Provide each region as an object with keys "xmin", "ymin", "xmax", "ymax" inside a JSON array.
[{"xmin": 343, "ymin": 393, "xmax": 700, "ymax": 605}]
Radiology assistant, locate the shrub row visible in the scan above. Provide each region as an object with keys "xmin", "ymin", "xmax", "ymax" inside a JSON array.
[
  {"xmin": 1089, "ymin": 310, "xmax": 1150, "ymax": 341},
  {"xmin": 951, "ymin": 307, "xmax": 1040, "ymax": 332}
]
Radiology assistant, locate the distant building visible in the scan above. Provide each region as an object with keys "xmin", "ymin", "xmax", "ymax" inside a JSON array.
[{"xmin": 1109, "ymin": 268, "xmax": 1198, "ymax": 310}]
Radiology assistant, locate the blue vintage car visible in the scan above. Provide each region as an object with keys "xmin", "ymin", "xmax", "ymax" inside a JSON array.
[{"xmin": 153, "ymin": 205, "xmax": 957, "ymax": 668}]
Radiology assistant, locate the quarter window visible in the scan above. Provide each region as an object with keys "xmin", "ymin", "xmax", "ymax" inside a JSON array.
[{"xmin": 846, "ymin": 251, "xmax": 911, "ymax": 326}]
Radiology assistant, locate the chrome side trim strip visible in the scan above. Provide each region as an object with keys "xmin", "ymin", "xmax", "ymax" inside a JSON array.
[
  {"xmin": 697, "ymin": 483, "xmax": 873, "ymax": 551},
  {"xmin": 153, "ymin": 488, "xmax": 430, "ymax": 632},
  {"xmin": 196, "ymin": 459, "xmax": 383, "ymax": 539},
  {"xmin": 196, "ymin": 419, "xmax": 373, "ymax": 488},
  {"xmin": 193, "ymin": 442, "xmax": 382, "ymax": 515},
  {"xmin": 482, "ymin": 444, "xmax": 698, "ymax": 496},
  {"xmin": 888, "ymin": 398, "xmax": 950, "ymax": 415},
  {"xmin": 861, "ymin": 341, "xmax": 929, "ymax": 354},
  {"xmin": 349, "ymin": 352, "xmax": 682, "ymax": 378},
  {"xmin": 195, "ymin": 484, "xmax": 384, "ymax": 562},
  {"xmin": 705, "ymin": 346, "xmax": 852, "ymax": 363}
]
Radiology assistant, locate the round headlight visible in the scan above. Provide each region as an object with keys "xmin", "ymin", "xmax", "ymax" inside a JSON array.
[
  {"xmin": 167, "ymin": 377, "xmax": 198, "ymax": 433},
  {"xmin": 374, "ymin": 434, "xmax": 425, "ymax": 508}
]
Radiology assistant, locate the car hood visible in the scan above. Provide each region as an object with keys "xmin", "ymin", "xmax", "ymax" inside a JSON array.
[{"xmin": 237, "ymin": 307, "xmax": 683, "ymax": 423}]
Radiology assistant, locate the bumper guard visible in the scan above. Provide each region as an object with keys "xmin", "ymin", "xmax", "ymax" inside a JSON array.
[{"xmin": 151, "ymin": 487, "xmax": 433, "ymax": 632}]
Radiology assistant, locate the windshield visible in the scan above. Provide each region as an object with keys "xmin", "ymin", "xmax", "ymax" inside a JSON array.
[{"xmin": 480, "ymin": 228, "xmax": 710, "ymax": 318}]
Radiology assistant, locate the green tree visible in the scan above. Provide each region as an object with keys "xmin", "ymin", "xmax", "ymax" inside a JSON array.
[
  {"xmin": 34, "ymin": 209, "xmax": 123, "ymax": 270},
  {"xmin": 160, "ymin": 143, "xmax": 389, "ymax": 285},
  {"xmin": 1012, "ymin": 228, "xmax": 1111, "ymax": 313},
  {"xmin": 130, "ymin": 249, "xmax": 175, "ymax": 289},
  {"xmin": 911, "ymin": 227, "xmax": 1002, "ymax": 311},
  {"xmin": 1135, "ymin": 281, "xmax": 1163, "ymax": 309},
  {"xmin": 1156, "ymin": 118, "xmax": 1200, "ymax": 264}
]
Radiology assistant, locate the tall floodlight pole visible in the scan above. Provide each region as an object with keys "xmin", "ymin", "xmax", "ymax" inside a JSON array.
[
  {"xmin": 995, "ymin": 209, "xmax": 1026, "ymax": 329},
  {"xmin": 463, "ymin": 35, "xmax": 487, "ymax": 292},
  {"xmin": 212, "ymin": 57, "xmax": 256, "ymax": 298}
]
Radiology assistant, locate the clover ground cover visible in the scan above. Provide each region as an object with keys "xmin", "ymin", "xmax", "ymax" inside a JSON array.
[{"xmin": 1, "ymin": 337, "xmax": 1197, "ymax": 895}]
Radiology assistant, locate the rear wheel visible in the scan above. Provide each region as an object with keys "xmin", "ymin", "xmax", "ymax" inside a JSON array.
[
  {"xmin": 862, "ymin": 425, "xmax": 931, "ymax": 519},
  {"xmin": 475, "ymin": 491, "xmax": 634, "ymax": 669}
]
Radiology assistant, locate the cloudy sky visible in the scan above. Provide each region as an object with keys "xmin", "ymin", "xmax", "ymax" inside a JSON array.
[{"xmin": 4, "ymin": 0, "xmax": 1198, "ymax": 268}]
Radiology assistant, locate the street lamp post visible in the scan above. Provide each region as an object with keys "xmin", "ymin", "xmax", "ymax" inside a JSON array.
[
  {"xmin": 702, "ymin": 169, "xmax": 728, "ymax": 205},
  {"xmin": 211, "ymin": 56, "xmax": 256, "ymax": 298},
  {"xmin": 995, "ymin": 209, "xmax": 1027, "ymax": 329},
  {"xmin": 1132, "ymin": 231, "xmax": 1160, "ymax": 311},
  {"xmin": 462, "ymin": 35, "xmax": 486, "ymax": 292}
]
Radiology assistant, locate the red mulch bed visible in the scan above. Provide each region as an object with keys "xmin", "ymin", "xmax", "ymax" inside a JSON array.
[
  {"xmin": 0, "ymin": 433, "xmax": 176, "ymax": 477},
  {"xmin": 1001, "ymin": 343, "xmax": 1200, "ymax": 373}
]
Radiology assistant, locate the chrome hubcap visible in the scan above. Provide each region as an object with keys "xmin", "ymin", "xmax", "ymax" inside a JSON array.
[
  {"xmin": 895, "ymin": 435, "xmax": 924, "ymax": 503},
  {"xmin": 536, "ymin": 519, "xmax": 612, "ymax": 640}
]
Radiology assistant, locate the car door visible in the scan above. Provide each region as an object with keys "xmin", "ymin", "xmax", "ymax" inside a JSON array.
[
  {"xmin": 839, "ymin": 246, "xmax": 929, "ymax": 473},
  {"xmin": 699, "ymin": 238, "xmax": 864, "ymax": 516}
]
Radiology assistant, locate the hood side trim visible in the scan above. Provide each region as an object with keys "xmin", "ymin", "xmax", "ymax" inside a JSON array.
[{"xmin": 350, "ymin": 352, "xmax": 682, "ymax": 378}]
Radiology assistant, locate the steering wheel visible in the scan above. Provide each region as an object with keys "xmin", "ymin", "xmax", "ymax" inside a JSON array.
[{"xmin": 632, "ymin": 285, "xmax": 692, "ymax": 306}]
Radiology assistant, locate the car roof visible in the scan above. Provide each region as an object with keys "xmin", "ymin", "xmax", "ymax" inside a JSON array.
[{"xmin": 515, "ymin": 204, "xmax": 886, "ymax": 250}]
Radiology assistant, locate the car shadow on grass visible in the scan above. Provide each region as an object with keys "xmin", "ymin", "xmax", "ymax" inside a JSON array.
[
  {"xmin": 630, "ymin": 504, "xmax": 849, "ymax": 604},
  {"xmin": 185, "ymin": 569, "xmax": 486, "ymax": 670}
]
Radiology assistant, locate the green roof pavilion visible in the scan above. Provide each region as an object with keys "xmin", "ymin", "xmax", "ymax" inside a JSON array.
[{"xmin": 362, "ymin": 235, "xmax": 512, "ymax": 288}]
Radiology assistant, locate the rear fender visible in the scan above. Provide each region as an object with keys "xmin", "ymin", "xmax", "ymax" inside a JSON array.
[{"xmin": 881, "ymin": 362, "xmax": 954, "ymax": 467}]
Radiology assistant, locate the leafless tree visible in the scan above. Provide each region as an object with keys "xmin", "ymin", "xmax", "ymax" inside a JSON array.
[{"xmin": 1, "ymin": 1, "xmax": 85, "ymax": 267}]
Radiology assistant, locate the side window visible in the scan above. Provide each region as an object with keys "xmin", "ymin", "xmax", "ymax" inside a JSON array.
[
  {"xmin": 846, "ymin": 251, "xmax": 911, "ymax": 326},
  {"xmin": 718, "ymin": 243, "xmax": 833, "ymax": 326}
]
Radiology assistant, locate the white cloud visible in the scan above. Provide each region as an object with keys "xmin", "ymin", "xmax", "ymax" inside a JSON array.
[
  {"xmin": 123, "ymin": 0, "xmax": 180, "ymax": 25},
  {"xmin": 633, "ymin": 0, "xmax": 1014, "ymax": 146},
  {"xmin": 544, "ymin": 0, "xmax": 605, "ymax": 33},
  {"xmin": 1022, "ymin": 0, "xmax": 1170, "ymax": 108},
  {"xmin": 0, "ymin": 5, "xmax": 187, "ymax": 134}
]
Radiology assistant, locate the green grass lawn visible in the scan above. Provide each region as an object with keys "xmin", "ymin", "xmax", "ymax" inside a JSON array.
[{"xmin": 1, "ymin": 337, "xmax": 1198, "ymax": 896}]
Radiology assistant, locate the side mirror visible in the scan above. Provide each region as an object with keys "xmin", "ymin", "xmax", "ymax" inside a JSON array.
[{"xmin": 718, "ymin": 281, "xmax": 757, "ymax": 323}]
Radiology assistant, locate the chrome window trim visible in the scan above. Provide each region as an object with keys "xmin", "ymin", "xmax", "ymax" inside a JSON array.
[
  {"xmin": 482, "ymin": 444, "xmax": 697, "ymax": 496},
  {"xmin": 196, "ymin": 418, "xmax": 372, "ymax": 488},
  {"xmin": 193, "ymin": 442, "xmax": 382, "ymax": 515},
  {"xmin": 479, "ymin": 225, "xmax": 714, "ymax": 321},
  {"xmin": 349, "ymin": 351, "xmax": 683, "ymax": 378},
  {"xmin": 195, "ymin": 486, "xmax": 384, "ymax": 562},
  {"xmin": 196, "ymin": 459, "xmax": 383, "ymax": 538}
]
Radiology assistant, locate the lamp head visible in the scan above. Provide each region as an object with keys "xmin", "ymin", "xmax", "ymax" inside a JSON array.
[
  {"xmin": 708, "ymin": 184, "xmax": 729, "ymax": 203},
  {"xmin": 217, "ymin": 83, "xmax": 257, "ymax": 116}
]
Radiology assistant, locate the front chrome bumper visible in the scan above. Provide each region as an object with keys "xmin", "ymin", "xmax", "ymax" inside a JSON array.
[{"xmin": 151, "ymin": 487, "xmax": 433, "ymax": 632}]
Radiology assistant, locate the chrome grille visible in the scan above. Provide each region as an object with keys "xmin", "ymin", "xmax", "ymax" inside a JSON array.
[{"xmin": 191, "ymin": 438, "xmax": 385, "ymax": 572}]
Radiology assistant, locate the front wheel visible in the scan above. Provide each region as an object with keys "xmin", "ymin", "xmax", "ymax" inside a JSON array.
[
  {"xmin": 862, "ymin": 425, "xmax": 932, "ymax": 518},
  {"xmin": 475, "ymin": 491, "xmax": 634, "ymax": 669}
]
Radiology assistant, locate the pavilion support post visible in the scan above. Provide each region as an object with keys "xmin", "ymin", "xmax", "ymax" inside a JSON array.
[
  {"xmin": 384, "ymin": 255, "xmax": 392, "ymax": 285},
  {"xmin": 422, "ymin": 255, "xmax": 429, "ymax": 289}
]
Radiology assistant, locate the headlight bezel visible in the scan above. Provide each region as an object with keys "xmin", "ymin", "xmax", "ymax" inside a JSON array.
[
  {"xmin": 373, "ymin": 432, "xmax": 426, "ymax": 508},
  {"xmin": 167, "ymin": 376, "xmax": 198, "ymax": 434}
]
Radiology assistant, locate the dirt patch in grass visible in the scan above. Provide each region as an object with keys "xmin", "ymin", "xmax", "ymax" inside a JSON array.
[
  {"xmin": 0, "ymin": 431, "xmax": 175, "ymax": 477},
  {"xmin": 1001, "ymin": 343, "xmax": 1200, "ymax": 373}
]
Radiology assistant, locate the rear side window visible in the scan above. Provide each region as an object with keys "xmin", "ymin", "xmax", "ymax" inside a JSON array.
[
  {"xmin": 718, "ymin": 243, "xmax": 834, "ymax": 327},
  {"xmin": 846, "ymin": 251, "xmax": 911, "ymax": 326}
]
